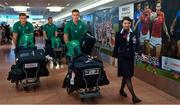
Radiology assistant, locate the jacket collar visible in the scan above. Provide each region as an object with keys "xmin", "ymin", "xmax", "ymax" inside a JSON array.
[{"xmin": 120, "ymin": 28, "xmax": 132, "ymax": 34}]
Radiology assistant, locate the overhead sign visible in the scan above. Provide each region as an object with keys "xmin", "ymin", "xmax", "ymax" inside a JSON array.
[{"xmin": 119, "ymin": 3, "xmax": 134, "ymax": 20}]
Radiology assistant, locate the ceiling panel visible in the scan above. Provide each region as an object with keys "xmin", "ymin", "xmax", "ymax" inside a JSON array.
[
  {"xmin": 0, "ymin": 0, "xmax": 82, "ymax": 7},
  {"xmin": 0, "ymin": 0, "xmax": 83, "ymax": 19}
]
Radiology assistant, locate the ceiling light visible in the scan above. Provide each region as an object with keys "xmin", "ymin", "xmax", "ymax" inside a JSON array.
[
  {"xmin": 30, "ymin": 15, "xmax": 44, "ymax": 19},
  {"xmin": 66, "ymin": 3, "xmax": 70, "ymax": 6},
  {"xmin": 40, "ymin": 19, "xmax": 46, "ymax": 21},
  {"xmin": 79, "ymin": 0, "xmax": 114, "ymax": 12},
  {"xmin": 11, "ymin": 6, "xmax": 30, "ymax": 12},
  {"xmin": 54, "ymin": 0, "xmax": 114, "ymax": 21},
  {"xmin": 0, "ymin": 4, "xmax": 5, "ymax": 10},
  {"xmin": 54, "ymin": 13, "xmax": 71, "ymax": 21},
  {"xmin": 47, "ymin": 6, "xmax": 64, "ymax": 12},
  {"xmin": 4, "ymin": 2, "xmax": 8, "ymax": 5},
  {"xmin": 17, "ymin": 11, "xmax": 30, "ymax": 15}
]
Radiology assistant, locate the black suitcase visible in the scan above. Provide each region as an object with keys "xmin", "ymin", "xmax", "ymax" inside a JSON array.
[
  {"xmin": 7, "ymin": 62, "xmax": 49, "ymax": 82},
  {"xmin": 7, "ymin": 64, "xmax": 25, "ymax": 83},
  {"xmin": 63, "ymin": 54, "xmax": 109, "ymax": 90},
  {"xmin": 9, "ymin": 48, "xmax": 49, "ymax": 80},
  {"xmin": 80, "ymin": 32, "xmax": 96, "ymax": 55},
  {"xmin": 17, "ymin": 48, "xmax": 45, "ymax": 63}
]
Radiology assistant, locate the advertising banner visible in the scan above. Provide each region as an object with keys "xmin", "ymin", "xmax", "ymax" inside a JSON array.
[{"xmin": 119, "ymin": 3, "xmax": 134, "ymax": 20}]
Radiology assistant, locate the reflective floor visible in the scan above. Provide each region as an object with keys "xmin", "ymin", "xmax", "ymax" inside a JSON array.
[{"xmin": 0, "ymin": 37, "xmax": 180, "ymax": 104}]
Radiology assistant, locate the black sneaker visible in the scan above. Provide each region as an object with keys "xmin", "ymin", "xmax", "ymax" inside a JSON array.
[
  {"xmin": 132, "ymin": 97, "xmax": 142, "ymax": 104},
  {"xmin": 119, "ymin": 90, "xmax": 128, "ymax": 97}
]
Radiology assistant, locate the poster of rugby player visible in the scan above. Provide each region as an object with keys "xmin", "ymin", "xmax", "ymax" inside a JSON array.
[
  {"xmin": 149, "ymin": 1, "xmax": 170, "ymax": 59},
  {"xmin": 134, "ymin": 0, "xmax": 169, "ymax": 73},
  {"xmin": 93, "ymin": 8, "xmax": 119, "ymax": 50},
  {"xmin": 134, "ymin": 2, "xmax": 152, "ymax": 55},
  {"xmin": 134, "ymin": 0, "xmax": 180, "ymax": 77},
  {"xmin": 170, "ymin": 8, "xmax": 180, "ymax": 58}
]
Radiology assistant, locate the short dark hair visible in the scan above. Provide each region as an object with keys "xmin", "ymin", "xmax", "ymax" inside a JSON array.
[
  {"xmin": 48, "ymin": 17, "xmax": 52, "ymax": 20},
  {"xmin": 156, "ymin": 1, "xmax": 161, "ymax": 5},
  {"xmin": 72, "ymin": 9, "xmax": 79, "ymax": 13},
  {"xmin": 19, "ymin": 13, "xmax": 27, "ymax": 17},
  {"xmin": 136, "ymin": 3, "xmax": 141, "ymax": 6},
  {"xmin": 144, "ymin": 2, "xmax": 149, "ymax": 6},
  {"xmin": 122, "ymin": 17, "xmax": 132, "ymax": 23}
]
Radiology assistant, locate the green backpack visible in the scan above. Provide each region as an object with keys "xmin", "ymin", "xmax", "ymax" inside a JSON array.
[
  {"xmin": 66, "ymin": 40, "xmax": 82, "ymax": 57},
  {"xmin": 18, "ymin": 33, "xmax": 35, "ymax": 48},
  {"xmin": 51, "ymin": 37, "xmax": 61, "ymax": 48}
]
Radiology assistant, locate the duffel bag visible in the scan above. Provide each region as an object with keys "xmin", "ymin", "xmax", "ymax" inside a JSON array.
[
  {"xmin": 66, "ymin": 40, "xmax": 81, "ymax": 57},
  {"xmin": 7, "ymin": 62, "xmax": 49, "ymax": 82},
  {"xmin": 7, "ymin": 64, "xmax": 25, "ymax": 82},
  {"xmin": 51, "ymin": 37, "xmax": 61, "ymax": 48},
  {"xmin": 18, "ymin": 33, "xmax": 35, "ymax": 48},
  {"xmin": 80, "ymin": 32, "xmax": 96, "ymax": 55}
]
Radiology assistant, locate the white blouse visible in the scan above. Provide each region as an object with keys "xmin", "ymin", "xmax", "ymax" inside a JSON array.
[{"xmin": 120, "ymin": 29, "xmax": 132, "ymax": 42}]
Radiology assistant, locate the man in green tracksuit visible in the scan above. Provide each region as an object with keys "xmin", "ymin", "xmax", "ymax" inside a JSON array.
[
  {"xmin": 64, "ymin": 9, "xmax": 87, "ymax": 68},
  {"xmin": 64, "ymin": 9, "xmax": 87, "ymax": 43},
  {"xmin": 43, "ymin": 17, "xmax": 58, "ymax": 57},
  {"xmin": 13, "ymin": 13, "xmax": 34, "ymax": 48}
]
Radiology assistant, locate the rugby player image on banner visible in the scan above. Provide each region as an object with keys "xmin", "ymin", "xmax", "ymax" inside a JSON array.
[
  {"xmin": 134, "ymin": 0, "xmax": 180, "ymax": 76},
  {"xmin": 171, "ymin": 10, "xmax": 180, "ymax": 58},
  {"xmin": 134, "ymin": 2, "xmax": 152, "ymax": 55},
  {"xmin": 149, "ymin": 1, "xmax": 170, "ymax": 59},
  {"xmin": 133, "ymin": 0, "xmax": 169, "ymax": 73},
  {"xmin": 133, "ymin": 3, "xmax": 143, "ymax": 38}
]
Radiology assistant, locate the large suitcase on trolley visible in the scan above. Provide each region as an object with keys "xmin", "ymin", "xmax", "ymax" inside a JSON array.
[
  {"xmin": 17, "ymin": 48, "xmax": 49, "ymax": 77},
  {"xmin": 63, "ymin": 54, "xmax": 109, "ymax": 90},
  {"xmin": 7, "ymin": 48, "xmax": 49, "ymax": 82},
  {"xmin": 17, "ymin": 48, "xmax": 45, "ymax": 63}
]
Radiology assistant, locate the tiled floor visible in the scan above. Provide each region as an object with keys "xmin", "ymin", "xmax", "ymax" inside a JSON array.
[{"xmin": 0, "ymin": 38, "xmax": 180, "ymax": 104}]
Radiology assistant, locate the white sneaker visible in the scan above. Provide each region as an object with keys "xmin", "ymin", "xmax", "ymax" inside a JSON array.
[
  {"xmin": 70, "ymin": 72, "xmax": 75, "ymax": 85},
  {"xmin": 46, "ymin": 55, "xmax": 53, "ymax": 60},
  {"xmin": 55, "ymin": 64, "xmax": 60, "ymax": 70},
  {"xmin": 60, "ymin": 64, "xmax": 64, "ymax": 69},
  {"xmin": 49, "ymin": 61, "xmax": 54, "ymax": 70},
  {"xmin": 70, "ymin": 78, "xmax": 74, "ymax": 85}
]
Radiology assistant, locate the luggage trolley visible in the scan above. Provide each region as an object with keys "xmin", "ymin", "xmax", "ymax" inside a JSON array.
[
  {"xmin": 8, "ymin": 33, "xmax": 49, "ymax": 92},
  {"xmin": 66, "ymin": 55, "xmax": 102, "ymax": 101},
  {"xmin": 79, "ymin": 67, "xmax": 101, "ymax": 100},
  {"xmin": 15, "ymin": 49, "xmax": 44, "ymax": 91},
  {"xmin": 63, "ymin": 36, "xmax": 108, "ymax": 101},
  {"xmin": 53, "ymin": 45, "xmax": 65, "ymax": 65},
  {"xmin": 45, "ymin": 37, "xmax": 66, "ymax": 68},
  {"xmin": 16, "ymin": 61, "xmax": 40, "ymax": 91}
]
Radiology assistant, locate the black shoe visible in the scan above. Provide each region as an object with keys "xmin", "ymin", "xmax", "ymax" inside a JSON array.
[
  {"xmin": 132, "ymin": 97, "xmax": 142, "ymax": 104},
  {"xmin": 119, "ymin": 90, "xmax": 128, "ymax": 97}
]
